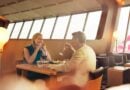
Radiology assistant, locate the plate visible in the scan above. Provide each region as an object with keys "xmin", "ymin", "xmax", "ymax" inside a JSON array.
[{"xmin": 49, "ymin": 61, "xmax": 60, "ymax": 64}]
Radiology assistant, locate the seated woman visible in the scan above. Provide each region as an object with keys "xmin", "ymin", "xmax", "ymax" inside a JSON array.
[{"xmin": 23, "ymin": 33, "xmax": 51, "ymax": 80}]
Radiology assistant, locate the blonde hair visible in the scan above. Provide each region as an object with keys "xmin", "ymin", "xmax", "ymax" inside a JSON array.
[{"xmin": 32, "ymin": 33, "xmax": 42, "ymax": 43}]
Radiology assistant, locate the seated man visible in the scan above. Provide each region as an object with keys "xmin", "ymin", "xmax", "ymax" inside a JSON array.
[{"xmin": 50, "ymin": 31, "xmax": 96, "ymax": 88}]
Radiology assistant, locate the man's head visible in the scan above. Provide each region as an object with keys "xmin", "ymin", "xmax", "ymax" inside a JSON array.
[
  {"xmin": 72, "ymin": 31, "xmax": 86, "ymax": 44},
  {"xmin": 71, "ymin": 31, "xmax": 86, "ymax": 49}
]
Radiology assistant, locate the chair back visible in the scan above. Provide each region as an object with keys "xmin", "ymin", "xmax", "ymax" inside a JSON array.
[
  {"xmin": 89, "ymin": 67, "xmax": 104, "ymax": 79},
  {"xmin": 82, "ymin": 67, "xmax": 104, "ymax": 90}
]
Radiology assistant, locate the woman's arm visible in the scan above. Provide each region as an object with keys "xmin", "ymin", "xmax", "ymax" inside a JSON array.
[
  {"xmin": 23, "ymin": 47, "xmax": 40, "ymax": 64},
  {"xmin": 46, "ymin": 49, "xmax": 52, "ymax": 60},
  {"xmin": 42, "ymin": 46, "xmax": 52, "ymax": 61}
]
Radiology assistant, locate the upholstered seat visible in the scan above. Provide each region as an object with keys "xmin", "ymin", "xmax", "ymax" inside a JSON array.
[
  {"xmin": 89, "ymin": 67, "xmax": 104, "ymax": 79},
  {"xmin": 82, "ymin": 67, "xmax": 104, "ymax": 90},
  {"xmin": 108, "ymin": 66, "xmax": 130, "ymax": 86}
]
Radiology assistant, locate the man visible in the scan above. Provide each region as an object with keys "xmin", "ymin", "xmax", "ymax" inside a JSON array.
[{"xmin": 51, "ymin": 31, "xmax": 96, "ymax": 88}]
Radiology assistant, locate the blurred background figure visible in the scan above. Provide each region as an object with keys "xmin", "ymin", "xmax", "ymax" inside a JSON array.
[{"xmin": 0, "ymin": 75, "xmax": 49, "ymax": 90}]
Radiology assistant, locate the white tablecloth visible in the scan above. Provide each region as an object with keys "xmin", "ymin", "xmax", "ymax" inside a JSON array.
[{"xmin": 106, "ymin": 84, "xmax": 130, "ymax": 90}]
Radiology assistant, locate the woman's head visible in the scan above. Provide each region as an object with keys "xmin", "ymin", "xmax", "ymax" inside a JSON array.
[{"xmin": 32, "ymin": 33, "xmax": 43, "ymax": 46}]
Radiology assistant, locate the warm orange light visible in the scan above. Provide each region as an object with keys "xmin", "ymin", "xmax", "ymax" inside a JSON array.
[
  {"xmin": 116, "ymin": 0, "xmax": 125, "ymax": 5},
  {"xmin": 113, "ymin": 31, "xmax": 118, "ymax": 39},
  {"xmin": 113, "ymin": 31, "xmax": 118, "ymax": 53},
  {"xmin": 0, "ymin": 27, "xmax": 9, "ymax": 50},
  {"xmin": 0, "ymin": 75, "xmax": 49, "ymax": 90}
]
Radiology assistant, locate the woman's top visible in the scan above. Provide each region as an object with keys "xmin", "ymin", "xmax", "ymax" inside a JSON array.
[{"xmin": 24, "ymin": 44, "xmax": 47, "ymax": 64}]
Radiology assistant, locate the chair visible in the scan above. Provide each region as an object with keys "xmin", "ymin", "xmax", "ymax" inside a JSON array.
[
  {"xmin": 82, "ymin": 67, "xmax": 104, "ymax": 90},
  {"xmin": 125, "ymin": 53, "xmax": 130, "ymax": 63},
  {"xmin": 113, "ymin": 54, "xmax": 124, "ymax": 66},
  {"xmin": 124, "ymin": 53, "xmax": 130, "ymax": 67},
  {"xmin": 49, "ymin": 67, "xmax": 104, "ymax": 90},
  {"xmin": 107, "ymin": 66, "xmax": 130, "ymax": 86}
]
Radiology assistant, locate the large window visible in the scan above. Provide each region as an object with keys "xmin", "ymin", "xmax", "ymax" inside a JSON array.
[
  {"xmin": 29, "ymin": 19, "xmax": 44, "ymax": 39},
  {"xmin": 10, "ymin": 22, "xmax": 23, "ymax": 39},
  {"xmin": 8, "ymin": 10, "xmax": 102, "ymax": 40},
  {"xmin": 66, "ymin": 13, "xmax": 86, "ymax": 39},
  {"xmin": 52, "ymin": 16, "xmax": 70, "ymax": 39},
  {"xmin": 7, "ymin": 23, "xmax": 15, "ymax": 37},
  {"xmin": 19, "ymin": 21, "xmax": 33, "ymax": 39},
  {"xmin": 125, "ymin": 21, "xmax": 130, "ymax": 53},
  {"xmin": 41, "ymin": 17, "xmax": 56, "ymax": 39},
  {"xmin": 84, "ymin": 11, "xmax": 102, "ymax": 40},
  {"xmin": 113, "ymin": 6, "xmax": 130, "ymax": 53}
]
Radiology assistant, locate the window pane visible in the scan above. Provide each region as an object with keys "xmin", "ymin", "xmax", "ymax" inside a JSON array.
[
  {"xmin": 113, "ymin": 7, "xmax": 130, "ymax": 53},
  {"xmin": 29, "ymin": 19, "xmax": 44, "ymax": 39},
  {"xmin": 19, "ymin": 21, "xmax": 33, "ymax": 39},
  {"xmin": 52, "ymin": 16, "xmax": 70, "ymax": 39},
  {"xmin": 10, "ymin": 22, "xmax": 23, "ymax": 39},
  {"xmin": 7, "ymin": 23, "xmax": 15, "ymax": 37},
  {"xmin": 117, "ymin": 7, "xmax": 130, "ymax": 41},
  {"xmin": 41, "ymin": 17, "xmax": 56, "ymax": 39},
  {"xmin": 84, "ymin": 11, "xmax": 102, "ymax": 40},
  {"xmin": 124, "ymin": 7, "xmax": 130, "ymax": 53},
  {"xmin": 66, "ymin": 13, "xmax": 86, "ymax": 39},
  {"xmin": 125, "ymin": 19, "xmax": 130, "ymax": 53}
]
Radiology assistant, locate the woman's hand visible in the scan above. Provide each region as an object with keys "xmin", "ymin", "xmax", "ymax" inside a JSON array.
[{"xmin": 36, "ymin": 43, "xmax": 43, "ymax": 51}]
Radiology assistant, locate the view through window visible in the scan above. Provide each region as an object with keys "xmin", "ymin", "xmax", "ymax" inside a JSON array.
[
  {"xmin": 113, "ymin": 6, "xmax": 130, "ymax": 53},
  {"xmin": 7, "ymin": 10, "xmax": 102, "ymax": 40}
]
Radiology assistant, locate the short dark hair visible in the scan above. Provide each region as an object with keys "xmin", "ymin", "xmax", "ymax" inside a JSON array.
[{"xmin": 72, "ymin": 31, "xmax": 86, "ymax": 43}]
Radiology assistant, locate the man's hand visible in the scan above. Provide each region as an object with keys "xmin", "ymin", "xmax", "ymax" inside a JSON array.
[{"xmin": 64, "ymin": 43, "xmax": 75, "ymax": 52}]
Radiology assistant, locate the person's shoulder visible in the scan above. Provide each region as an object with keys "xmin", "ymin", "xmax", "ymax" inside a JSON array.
[
  {"xmin": 84, "ymin": 45, "xmax": 96, "ymax": 55},
  {"xmin": 85, "ymin": 45, "xmax": 94, "ymax": 50},
  {"xmin": 25, "ymin": 44, "xmax": 33, "ymax": 49}
]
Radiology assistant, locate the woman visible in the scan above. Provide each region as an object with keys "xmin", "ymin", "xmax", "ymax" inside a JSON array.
[
  {"xmin": 23, "ymin": 33, "xmax": 51, "ymax": 80},
  {"xmin": 24, "ymin": 33, "xmax": 51, "ymax": 64}
]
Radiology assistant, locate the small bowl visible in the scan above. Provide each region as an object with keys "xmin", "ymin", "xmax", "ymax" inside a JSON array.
[
  {"xmin": 37, "ymin": 61, "xmax": 44, "ymax": 67},
  {"xmin": 42, "ymin": 60, "xmax": 49, "ymax": 64}
]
